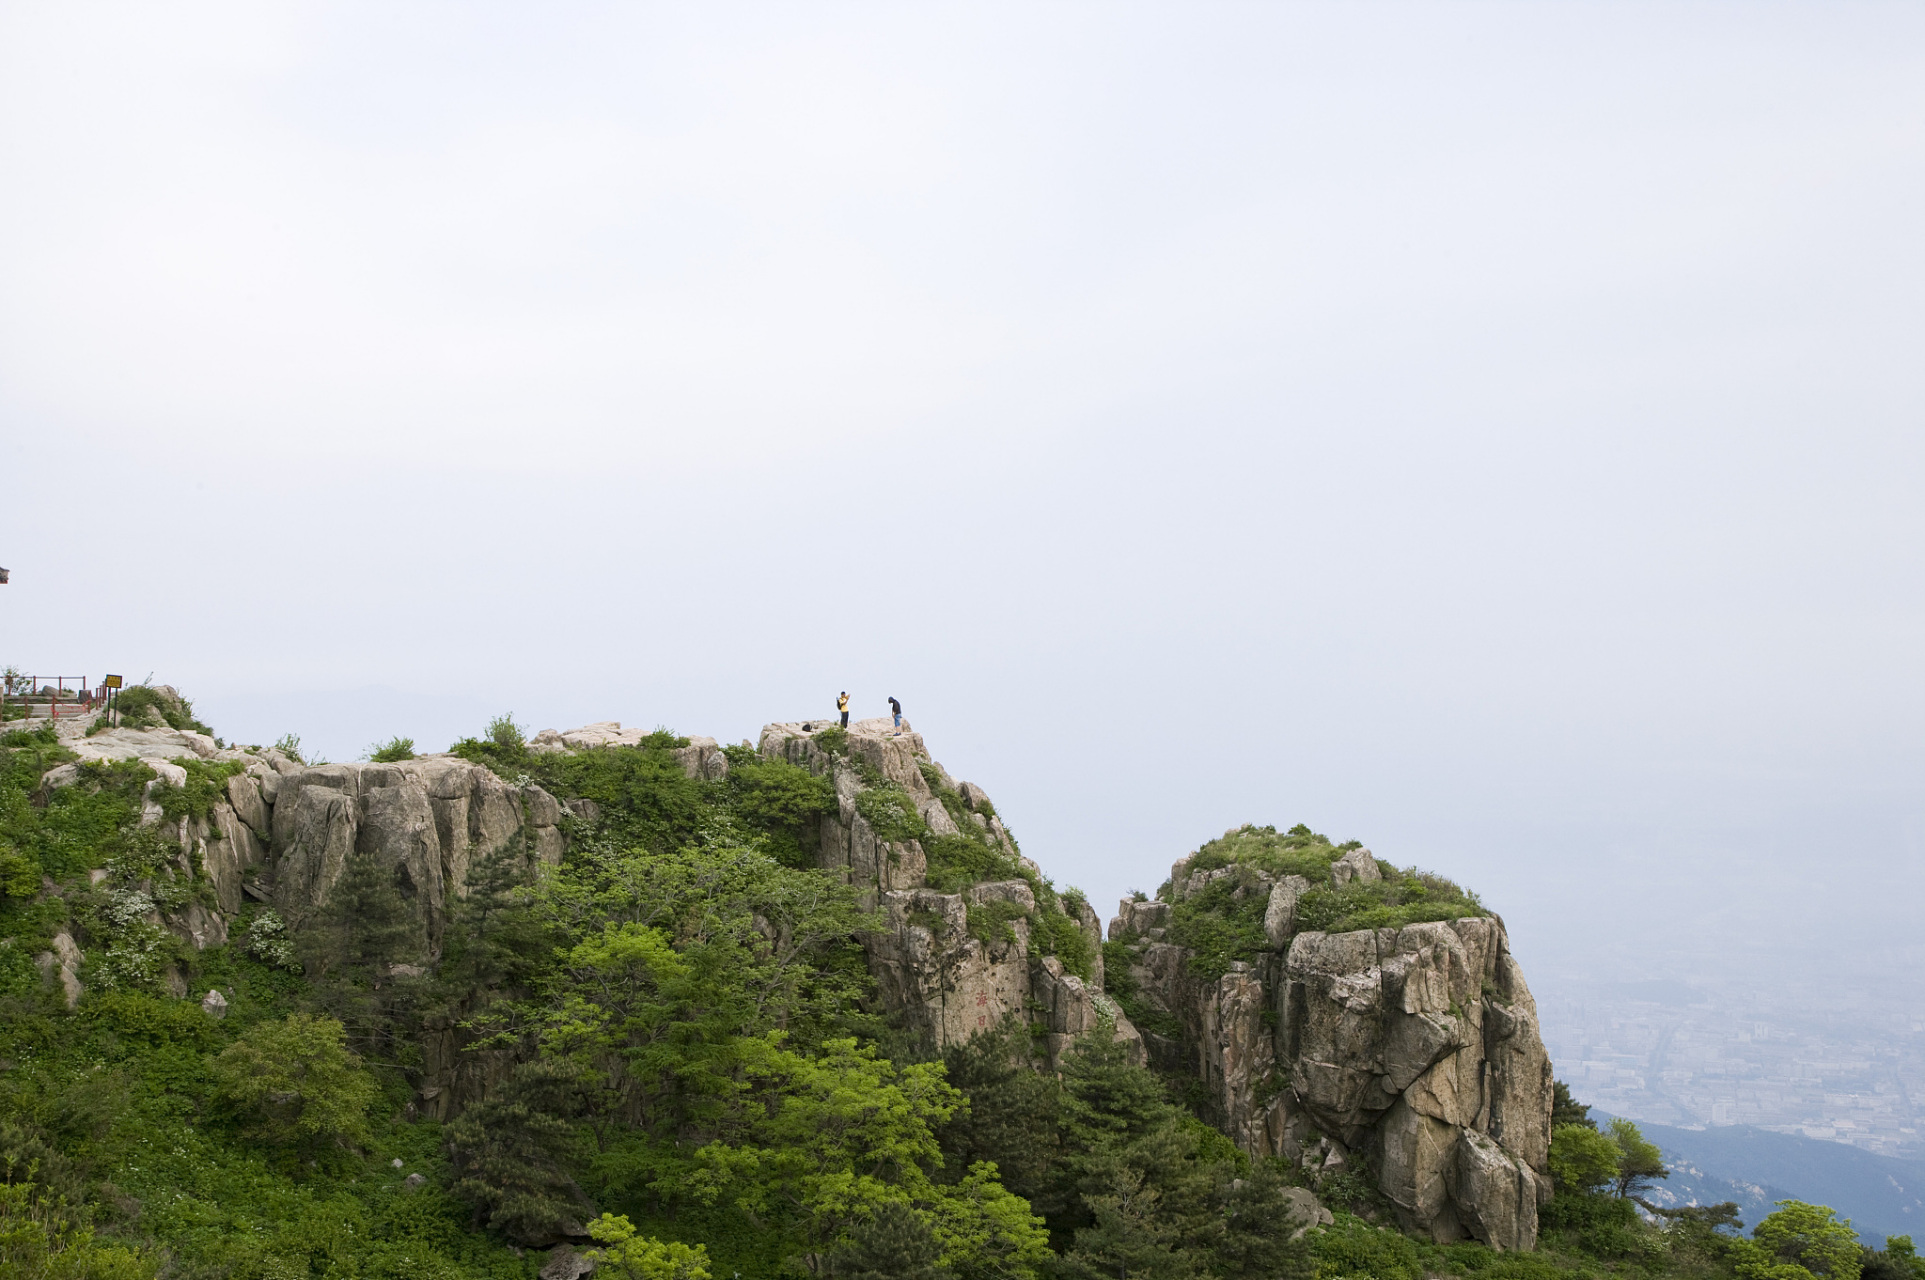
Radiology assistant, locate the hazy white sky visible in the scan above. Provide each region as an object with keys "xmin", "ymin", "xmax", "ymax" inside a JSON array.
[{"xmin": 3, "ymin": 2, "xmax": 1922, "ymax": 994}]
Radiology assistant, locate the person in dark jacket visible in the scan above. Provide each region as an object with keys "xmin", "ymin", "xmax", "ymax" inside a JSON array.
[{"xmin": 889, "ymin": 696, "xmax": 902, "ymax": 730}]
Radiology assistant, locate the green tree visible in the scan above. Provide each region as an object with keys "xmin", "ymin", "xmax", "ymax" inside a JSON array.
[
  {"xmin": 1740, "ymin": 1201, "xmax": 1863, "ymax": 1280},
  {"xmin": 723, "ymin": 751, "xmax": 836, "ymax": 869},
  {"xmin": 582, "ymin": 1213, "xmax": 710, "ymax": 1280},
  {"xmin": 446, "ymin": 1057, "xmax": 590, "ymax": 1241},
  {"xmin": 1552, "ymin": 1079, "xmax": 1596, "ymax": 1129},
  {"xmin": 1862, "ymin": 1235, "xmax": 1925, "ymax": 1280},
  {"xmin": 434, "ymin": 839, "xmax": 556, "ymax": 1023},
  {"xmin": 210, "ymin": 1014, "xmax": 376, "ymax": 1152},
  {"xmin": 925, "ymin": 1162, "xmax": 1053, "ymax": 1280},
  {"xmin": 827, "ymin": 1201, "xmax": 950, "ymax": 1280},
  {"xmin": 937, "ymin": 1018, "xmax": 1065, "ymax": 1215},
  {"xmin": 1197, "ymin": 1161, "xmax": 1315, "ymax": 1280},
  {"xmin": 300, "ymin": 846, "xmax": 424, "ymax": 1054},
  {"xmin": 0, "ymin": 1180, "xmax": 156, "ymax": 1280},
  {"xmin": 686, "ymin": 1037, "xmax": 962, "ymax": 1259},
  {"xmin": 1057, "ymin": 1156, "xmax": 1209, "ymax": 1280},
  {"xmin": 1050, "ymin": 1033, "xmax": 1225, "ymax": 1276},
  {"xmin": 1604, "ymin": 1117, "xmax": 1668, "ymax": 1199},
  {"xmin": 1550, "ymin": 1123, "xmax": 1623, "ymax": 1194}
]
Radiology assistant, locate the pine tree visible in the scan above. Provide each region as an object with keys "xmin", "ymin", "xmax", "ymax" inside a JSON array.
[
  {"xmin": 826, "ymin": 1201, "xmax": 951, "ymax": 1280},
  {"xmin": 447, "ymin": 1058, "xmax": 590, "ymax": 1243},
  {"xmin": 300, "ymin": 846, "xmax": 424, "ymax": 1054},
  {"xmin": 437, "ymin": 841, "xmax": 551, "ymax": 1016},
  {"xmin": 938, "ymin": 1018, "xmax": 1065, "ymax": 1216},
  {"xmin": 1198, "ymin": 1162, "xmax": 1315, "ymax": 1280}
]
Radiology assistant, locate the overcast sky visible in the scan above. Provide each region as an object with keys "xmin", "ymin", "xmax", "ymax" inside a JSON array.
[{"xmin": 2, "ymin": 2, "xmax": 1921, "ymax": 1000}]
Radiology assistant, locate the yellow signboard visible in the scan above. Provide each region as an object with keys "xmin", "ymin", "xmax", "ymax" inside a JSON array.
[{"xmin": 103, "ymin": 674, "xmax": 123, "ymax": 689}]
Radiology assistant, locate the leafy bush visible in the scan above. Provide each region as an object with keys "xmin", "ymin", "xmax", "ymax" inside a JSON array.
[
  {"xmin": 1293, "ymin": 879, "xmax": 1484, "ymax": 935},
  {"xmin": 968, "ymin": 899, "xmax": 1028, "ymax": 946},
  {"xmin": 725, "ymin": 751, "xmax": 835, "ymax": 868},
  {"xmin": 244, "ymin": 909, "xmax": 301, "ymax": 971},
  {"xmin": 585, "ymin": 1212, "xmax": 712, "ymax": 1279},
  {"xmin": 855, "ymin": 785, "xmax": 927, "ymax": 843},
  {"xmin": 0, "ymin": 1180, "xmax": 157, "ymax": 1279},
  {"xmin": 639, "ymin": 727, "xmax": 690, "ymax": 750},
  {"xmin": 1309, "ymin": 1211, "xmax": 1425, "ymax": 1280},
  {"xmin": 1185, "ymin": 823, "xmax": 1351, "ymax": 884},
  {"xmin": 367, "ymin": 735, "xmax": 415, "ymax": 762},
  {"xmin": 272, "ymin": 732, "xmax": 307, "ymax": 763},
  {"xmin": 152, "ymin": 758, "xmax": 247, "ymax": 824},
  {"xmin": 923, "ymin": 834, "xmax": 1023, "ymax": 894},
  {"xmin": 1740, "ymin": 1201, "xmax": 1863, "ymax": 1280},
  {"xmin": 81, "ymin": 886, "xmax": 183, "ymax": 992},
  {"xmin": 111, "ymin": 685, "xmax": 211, "ymax": 734},
  {"xmin": 211, "ymin": 1013, "xmax": 378, "ymax": 1151},
  {"xmin": 485, "ymin": 713, "xmax": 525, "ymax": 752},
  {"xmin": 1032, "ymin": 907, "xmax": 1094, "ymax": 981},
  {"xmin": 1166, "ymin": 877, "xmax": 1270, "ymax": 980},
  {"xmin": 813, "ymin": 725, "xmax": 849, "ymax": 756}
]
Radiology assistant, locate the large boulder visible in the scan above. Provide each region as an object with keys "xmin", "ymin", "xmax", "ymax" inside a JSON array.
[
  {"xmin": 1263, "ymin": 875, "xmax": 1311, "ymax": 948},
  {"xmin": 1450, "ymin": 1129, "xmax": 1541, "ymax": 1251}
]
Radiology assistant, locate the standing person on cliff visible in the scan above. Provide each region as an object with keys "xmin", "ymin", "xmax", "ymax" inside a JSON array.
[
  {"xmin": 837, "ymin": 691, "xmax": 850, "ymax": 729},
  {"xmin": 889, "ymin": 696, "xmax": 902, "ymax": 731}
]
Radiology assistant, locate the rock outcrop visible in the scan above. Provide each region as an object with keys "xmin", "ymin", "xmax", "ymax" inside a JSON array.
[
  {"xmin": 1110, "ymin": 849, "xmax": 1554, "ymax": 1252},
  {"xmin": 263, "ymin": 756, "xmax": 565, "ymax": 942},
  {"xmin": 758, "ymin": 717, "xmax": 1135, "ymax": 1066},
  {"xmin": 40, "ymin": 714, "xmax": 568, "ymax": 954}
]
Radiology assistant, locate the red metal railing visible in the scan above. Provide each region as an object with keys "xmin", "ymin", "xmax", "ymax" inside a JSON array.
[{"xmin": 0, "ymin": 675, "xmax": 98, "ymax": 720}]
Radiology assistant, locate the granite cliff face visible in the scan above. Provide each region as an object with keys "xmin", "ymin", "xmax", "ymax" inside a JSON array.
[
  {"xmin": 40, "ymin": 710, "xmax": 569, "ymax": 956},
  {"xmin": 1108, "ymin": 840, "xmax": 1554, "ymax": 1251},
  {"xmin": 757, "ymin": 717, "xmax": 1133, "ymax": 1069}
]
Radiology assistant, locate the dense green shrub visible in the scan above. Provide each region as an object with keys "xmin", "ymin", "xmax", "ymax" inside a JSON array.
[
  {"xmin": 367, "ymin": 735, "xmax": 415, "ymax": 762},
  {"xmin": 1166, "ymin": 876, "xmax": 1270, "ymax": 980},
  {"xmin": 1310, "ymin": 1211, "xmax": 1426, "ymax": 1280},
  {"xmin": 485, "ymin": 712, "xmax": 525, "ymax": 751},
  {"xmin": 923, "ymin": 833, "xmax": 1024, "ymax": 893},
  {"xmin": 1032, "ymin": 906, "xmax": 1094, "ymax": 981},
  {"xmin": 210, "ymin": 1013, "xmax": 378, "ymax": 1151},
  {"xmin": 855, "ymin": 784, "xmax": 928, "ymax": 843},
  {"xmin": 1186, "ymin": 823, "xmax": 1353, "ymax": 883},
  {"xmin": 724, "ymin": 749, "xmax": 836, "ymax": 868},
  {"xmin": 151, "ymin": 757, "xmax": 247, "ymax": 824},
  {"xmin": 968, "ymin": 899, "xmax": 1028, "ymax": 946},
  {"xmin": 110, "ymin": 685, "xmax": 211, "ymax": 734}
]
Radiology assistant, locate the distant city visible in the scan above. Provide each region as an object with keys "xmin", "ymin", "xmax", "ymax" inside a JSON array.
[{"xmin": 1540, "ymin": 975, "xmax": 1925, "ymax": 1161}]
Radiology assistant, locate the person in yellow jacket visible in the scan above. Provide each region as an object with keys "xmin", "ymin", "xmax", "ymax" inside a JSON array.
[{"xmin": 837, "ymin": 691, "xmax": 850, "ymax": 729}]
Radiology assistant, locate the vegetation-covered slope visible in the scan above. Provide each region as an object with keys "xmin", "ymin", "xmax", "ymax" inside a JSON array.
[{"xmin": 0, "ymin": 708, "xmax": 1915, "ymax": 1280}]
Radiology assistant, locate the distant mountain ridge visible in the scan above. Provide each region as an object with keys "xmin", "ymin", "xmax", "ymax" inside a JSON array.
[{"xmin": 1602, "ymin": 1112, "xmax": 1925, "ymax": 1246}]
